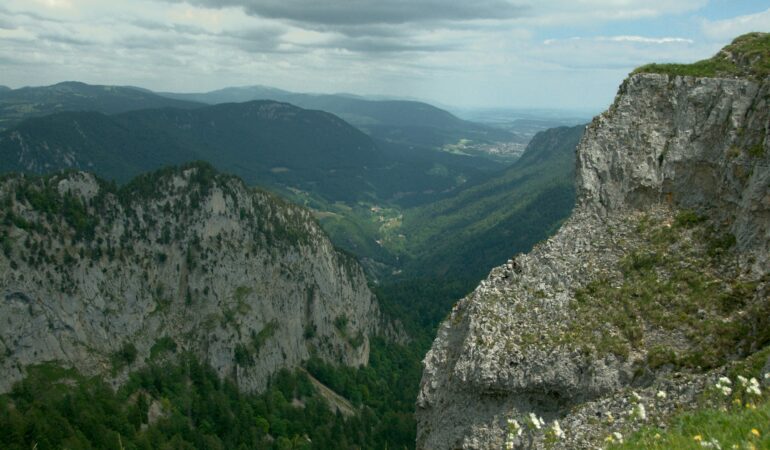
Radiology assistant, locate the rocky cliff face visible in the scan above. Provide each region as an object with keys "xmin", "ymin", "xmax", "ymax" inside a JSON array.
[
  {"xmin": 0, "ymin": 163, "xmax": 382, "ymax": 393},
  {"xmin": 416, "ymin": 68, "xmax": 769, "ymax": 447}
]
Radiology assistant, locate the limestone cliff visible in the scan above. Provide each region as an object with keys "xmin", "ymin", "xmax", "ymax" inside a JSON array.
[
  {"xmin": 417, "ymin": 35, "xmax": 770, "ymax": 449},
  {"xmin": 0, "ymin": 163, "xmax": 382, "ymax": 393}
]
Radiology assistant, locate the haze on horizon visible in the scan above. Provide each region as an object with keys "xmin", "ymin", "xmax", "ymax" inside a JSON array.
[{"xmin": 1, "ymin": 0, "xmax": 768, "ymax": 111}]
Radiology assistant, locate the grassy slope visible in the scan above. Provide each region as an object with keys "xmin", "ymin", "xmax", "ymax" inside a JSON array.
[
  {"xmin": 634, "ymin": 32, "xmax": 770, "ymax": 80},
  {"xmin": 612, "ymin": 347, "xmax": 770, "ymax": 450},
  {"xmin": 600, "ymin": 33, "xmax": 770, "ymax": 449},
  {"xmin": 395, "ymin": 124, "xmax": 584, "ymax": 280}
]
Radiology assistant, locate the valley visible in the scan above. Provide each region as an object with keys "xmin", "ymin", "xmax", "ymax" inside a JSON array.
[
  {"xmin": 0, "ymin": 5, "xmax": 768, "ymax": 447},
  {"xmin": 0, "ymin": 75, "xmax": 582, "ymax": 450}
]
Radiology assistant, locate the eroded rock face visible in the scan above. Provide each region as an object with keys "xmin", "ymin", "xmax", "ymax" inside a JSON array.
[
  {"xmin": 578, "ymin": 74, "xmax": 769, "ymax": 270},
  {"xmin": 416, "ymin": 73, "xmax": 769, "ymax": 449},
  {"xmin": 0, "ymin": 166, "xmax": 382, "ymax": 393}
]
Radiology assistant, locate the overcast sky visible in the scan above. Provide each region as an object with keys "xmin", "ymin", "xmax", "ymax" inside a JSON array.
[{"xmin": 1, "ymin": 0, "xmax": 768, "ymax": 110}]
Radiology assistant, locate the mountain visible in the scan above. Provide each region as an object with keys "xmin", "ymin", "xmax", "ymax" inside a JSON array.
[
  {"xmin": 0, "ymin": 81, "xmax": 203, "ymax": 130},
  {"xmin": 417, "ymin": 33, "xmax": 770, "ymax": 449},
  {"xmin": 0, "ymin": 100, "xmax": 499, "ymax": 204},
  {"xmin": 0, "ymin": 162, "xmax": 384, "ymax": 393},
  {"xmin": 0, "ymin": 86, "xmax": 10, "ymax": 93},
  {"xmin": 395, "ymin": 125, "xmax": 583, "ymax": 280},
  {"xmin": 163, "ymin": 86, "xmax": 522, "ymax": 162},
  {"xmin": 160, "ymin": 85, "xmax": 295, "ymax": 104}
]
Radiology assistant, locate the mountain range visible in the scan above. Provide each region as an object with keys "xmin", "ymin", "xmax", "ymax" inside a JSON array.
[
  {"xmin": 0, "ymin": 100, "xmax": 503, "ymax": 204},
  {"xmin": 161, "ymin": 86, "xmax": 520, "ymax": 158},
  {"xmin": 0, "ymin": 81, "xmax": 202, "ymax": 130}
]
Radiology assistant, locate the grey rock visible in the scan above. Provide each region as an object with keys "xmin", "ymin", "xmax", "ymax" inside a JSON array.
[
  {"xmin": 0, "ymin": 167, "xmax": 385, "ymax": 393},
  {"xmin": 416, "ymin": 73, "xmax": 770, "ymax": 449}
]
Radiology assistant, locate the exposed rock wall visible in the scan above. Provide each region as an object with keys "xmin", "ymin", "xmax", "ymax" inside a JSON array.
[
  {"xmin": 0, "ymin": 165, "xmax": 382, "ymax": 393},
  {"xmin": 578, "ymin": 74, "xmax": 769, "ymax": 270},
  {"xmin": 416, "ymin": 72, "xmax": 770, "ymax": 449}
]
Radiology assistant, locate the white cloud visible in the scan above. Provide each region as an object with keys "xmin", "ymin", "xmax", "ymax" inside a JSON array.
[
  {"xmin": 701, "ymin": 8, "xmax": 770, "ymax": 41},
  {"xmin": 0, "ymin": 0, "xmax": 755, "ymax": 110},
  {"xmin": 602, "ymin": 36, "xmax": 694, "ymax": 44}
]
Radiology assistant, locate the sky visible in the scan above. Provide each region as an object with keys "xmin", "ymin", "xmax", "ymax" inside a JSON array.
[{"xmin": 0, "ymin": 0, "xmax": 768, "ymax": 111}]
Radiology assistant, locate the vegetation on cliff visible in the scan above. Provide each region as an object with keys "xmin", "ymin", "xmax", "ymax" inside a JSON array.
[
  {"xmin": 0, "ymin": 338, "xmax": 419, "ymax": 450},
  {"xmin": 634, "ymin": 32, "xmax": 770, "ymax": 80}
]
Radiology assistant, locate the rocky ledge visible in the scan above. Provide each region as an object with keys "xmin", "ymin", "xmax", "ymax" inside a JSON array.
[
  {"xmin": 0, "ymin": 163, "xmax": 385, "ymax": 393},
  {"xmin": 416, "ymin": 36, "xmax": 770, "ymax": 449}
]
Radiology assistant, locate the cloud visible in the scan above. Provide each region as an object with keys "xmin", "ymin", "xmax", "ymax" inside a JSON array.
[
  {"xmin": 602, "ymin": 36, "xmax": 694, "ymax": 44},
  {"xmin": 701, "ymin": 8, "xmax": 770, "ymax": 41},
  {"xmin": 159, "ymin": 0, "xmax": 527, "ymax": 26},
  {"xmin": 538, "ymin": 35, "xmax": 705, "ymax": 70},
  {"xmin": 544, "ymin": 35, "xmax": 694, "ymax": 45},
  {"xmin": 319, "ymin": 36, "xmax": 455, "ymax": 54},
  {"xmin": 0, "ymin": 0, "xmax": 758, "ymax": 109}
]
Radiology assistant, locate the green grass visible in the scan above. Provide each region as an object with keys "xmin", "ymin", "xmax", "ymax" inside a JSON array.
[
  {"xmin": 634, "ymin": 32, "xmax": 770, "ymax": 80},
  {"xmin": 611, "ymin": 388, "xmax": 769, "ymax": 449},
  {"xmin": 525, "ymin": 210, "xmax": 769, "ymax": 371}
]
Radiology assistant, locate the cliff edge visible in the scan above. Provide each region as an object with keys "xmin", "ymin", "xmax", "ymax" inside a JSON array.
[
  {"xmin": 416, "ymin": 33, "xmax": 770, "ymax": 449},
  {"xmin": 0, "ymin": 163, "xmax": 383, "ymax": 393}
]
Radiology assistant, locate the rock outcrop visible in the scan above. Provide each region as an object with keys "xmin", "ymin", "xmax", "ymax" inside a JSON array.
[
  {"xmin": 0, "ymin": 163, "xmax": 382, "ymax": 393},
  {"xmin": 417, "ymin": 36, "xmax": 769, "ymax": 449}
]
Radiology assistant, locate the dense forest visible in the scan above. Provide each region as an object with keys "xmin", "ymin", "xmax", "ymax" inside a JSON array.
[{"xmin": 0, "ymin": 337, "xmax": 423, "ymax": 450}]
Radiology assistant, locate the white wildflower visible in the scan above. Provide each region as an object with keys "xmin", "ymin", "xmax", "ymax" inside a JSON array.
[
  {"xmin": 746, "ymin": 377, "xmax": 761, "ymax": 396},
  {"xmin": 507, "ymin": 418, "xmax": 522, "ymax": 437},
  {"xmin": 551, "ymin": 420, "xmax": 564, "ymax": 439},
  {"xmin": 700, "ymin": 438, "xmax": 722, "ymax": 449},
  {"xmin": 613, "ymin": 432, "xmax": 624, "ymax": 443},
  {"xmin": 716, "ymin": 377, "xmax": 733, "ymax": 396},
  {"xmin": 633, "ymin": 403, "xmax": 647, "ymax": 421},
  {"xmin": 764, "ymin": 373, "xmax": 769, "ymax": 381},
  {"xmin": 656, "ymin": 390, "xmax": 667, "ymax": 399},
  {"xmin": 631, "ymin": 391, "xmax": 642, "ymax": 402},
  {"xmin": 737, "ymin": 375, "xmax": 748, "ymax": 386},
  {"xmin": 527, "ymin": 412, "xmax": 543, "ymax": 430}
]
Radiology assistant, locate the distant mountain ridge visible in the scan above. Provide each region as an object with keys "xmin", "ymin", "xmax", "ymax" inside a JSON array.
[
  {"xmin": 0, "ymin": 99, "xmax": 500, "ymax": 204},
  {"xmin": 161, "ymin": 85, "xmax": 520, "ymax": 158},
  {"xmin": 0, "ymin": 81, "xmax": 203, "ymax": 130}
]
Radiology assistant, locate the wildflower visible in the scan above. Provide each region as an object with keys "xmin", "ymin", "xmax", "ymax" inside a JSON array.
[
  {"xmin": 631, "ymin": 391, "xmax": 642, "ymax": 402},
  {"xmin": 751, "ymin": 428, "xmax": 760, "ymax": 438},
  {"xmin": 737, "ymin": 375, "xmax": 748, "ymax": 386},
  {"xmin": 694, "ymin": 435, "xmax": 703, "ymax": 442},
  {"xmin": 656, "ymin": 390, "xmax": 667, "ymax": 399},
  {"xmin": 764, "ymin": 373, "xmax": 769, "ymax": 381},
  {"xmin": 551, "ymin": 420, "xmax": 564, "ymax": 439},
  {"xmin": 746, "ymin": 378, "xmax": 761, "ymax": 396},
  {"xmin": 654, "ymin": 433, "xmax": 661, "ymax": 440},
  {"xmin": 716, "ymin": 377, "xmax": 733, "ymax": 396},
  {"xmin": 718, "ymin": 377, "xmax": 732, "ymax": 386},
  {"xmin": 632, "ymin": 403, "xmax": 647, "ymax": 421},
  {"xmin": 507, "ymin": 418, "xmax": 522, "ymax": 437},
  {"xmin": 700, "ymin": 438, "xmax": 722, "ymax": 449},
  {"xmin": 527, "ymin": 412, "xmax": 543, "ymax": 430},
  {"xmin": 613, "ymin": 432, "xmax": 623, "ymax": 443}
]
